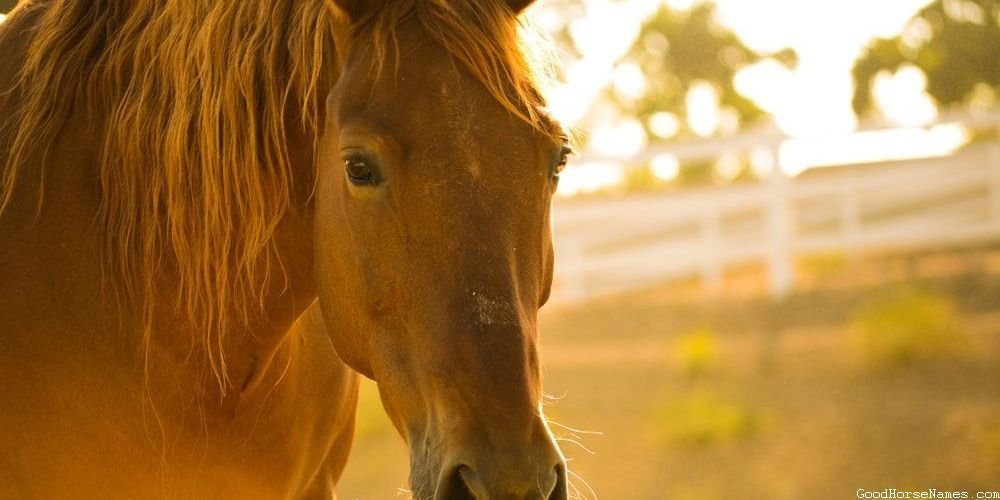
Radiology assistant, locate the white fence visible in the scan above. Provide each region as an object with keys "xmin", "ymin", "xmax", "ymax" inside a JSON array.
[{"xmin": 550, "ymin": 122, "xmax": 1000, "ymax": 305}]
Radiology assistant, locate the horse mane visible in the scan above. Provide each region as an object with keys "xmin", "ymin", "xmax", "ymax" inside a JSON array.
[
  {"xmin": 1, "ymin": 0, "xmax": 341, "ymax": 389},
  {"xmin": 0, "ymin": 0, "xmax": 558, "ymax": 390}
]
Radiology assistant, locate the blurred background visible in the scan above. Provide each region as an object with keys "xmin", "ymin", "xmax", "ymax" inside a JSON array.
[{"xmin": 4, "ymin": 0, "xmax": 1000, "ymax": 498}]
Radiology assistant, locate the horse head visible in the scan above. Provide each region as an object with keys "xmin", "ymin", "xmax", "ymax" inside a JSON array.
[{"xmin": 316, "ymin": 1, "xmax": 570, "ymax": 498}]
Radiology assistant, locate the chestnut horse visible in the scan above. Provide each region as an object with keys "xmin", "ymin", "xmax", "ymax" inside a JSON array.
[{"xmin": 0, "ymin": 0, "xmax": 572, "ymax": 498}]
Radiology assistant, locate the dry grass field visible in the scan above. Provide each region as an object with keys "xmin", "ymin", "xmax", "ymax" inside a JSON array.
[{"xmin": 337, "ymin": 248, "xmax": 1000, "ymax": 499}]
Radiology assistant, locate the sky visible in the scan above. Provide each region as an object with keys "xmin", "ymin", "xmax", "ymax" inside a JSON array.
[{"xmin": 534, "ymin": 0, "xmax": 979, "ymax": 194}]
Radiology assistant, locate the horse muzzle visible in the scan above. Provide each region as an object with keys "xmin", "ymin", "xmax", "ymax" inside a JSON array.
[{"xmin": 434, "ymin": 456, "xmax": 567, "ymax": 500}]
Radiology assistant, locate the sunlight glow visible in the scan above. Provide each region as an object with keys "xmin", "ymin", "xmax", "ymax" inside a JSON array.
[
  {"xmin": 613, "ymin": 62, "xmax": 648, "ymax": 102},
  {"xmin": 0, "ymin": 14, "xmax": 6, "ymax": 24},
  {"xmin": 970, "ymin": 83, "xmax": 998, "ymax": 111},
  {"xmin": 943, "ymin": 0, "xmax": 986, "ymax": 24},
  {"xmin": 714, "ymin": 153, "xmax": 743, "ymax": 182},
  {"xmin": 735, "ymin": 57, "xmax": 858, "ymax": 137},
  {"xmin": 548, "ymin": 59, "xmax": 614, "ymax": 125},
  {"xmin": 713, "ymin": 0, "xmax": 936, "ymax": 55},
  {"xmin": 557, "ymin": 161, "xmax": 626, "ymax": 197},
  {"xmin": 701, "ymin": 0, "xmax": 935, "ymax": 138},
  {"xmin": 901, "ymin": 16, "xmax": 934, "ymax": 50},
  {"xmin": 651, "ymin": 154, "xmax": 681, "ymax": 181},
  {"xmin": 686, "ymin": 81, "xmax": 721, "ymax": 137},
  {"xmin": 872, "ymin": 64, "xmax": 938, "ymax": 126},
  {"xmin": 567, "ymin": 3, "xmax": 643, "ymax": 60},
  {"xmin": 590, "ymin": 119, "xmax": 648, "ymax": 158},
  {"xmin": 778, "ymin": 125, "xmax": 971, "ymax": 176},
  {"xmin": 733, "ymin": 59, "xmax": 794, "ymax": 115},
  {"xmin": 648, "ymin": 112, "xmax": 681, "ymax": 139},
  {"xmin": 546, "ymin": 0, "xmax": 663, "ymax": 126},
  {"xmin": 749, "ymin": 147, "xmax": 777, "ymax": 179},
  {"xmin": 663, "ymin": 0, "xmax": 701, "ymax": 12}
]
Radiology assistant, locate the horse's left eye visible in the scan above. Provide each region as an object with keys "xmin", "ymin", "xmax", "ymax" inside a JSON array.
[
  {"xmin": 344, "ymin": 155, "xmax": 379, "ymax": 186},
  {"xmin": 554, "ymin": 145, "xmax": 572, "ymax": 176}
]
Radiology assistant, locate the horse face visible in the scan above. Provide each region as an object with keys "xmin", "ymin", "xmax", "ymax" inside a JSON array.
[{"xmin": 315, "ymin": 6, "xmax": 568, "ymax": 500}]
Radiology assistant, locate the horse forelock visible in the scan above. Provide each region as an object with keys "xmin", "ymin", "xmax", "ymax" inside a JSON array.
[{"xmin": 1, "ymin": 0, "xmax": 340, "ymax": 391}]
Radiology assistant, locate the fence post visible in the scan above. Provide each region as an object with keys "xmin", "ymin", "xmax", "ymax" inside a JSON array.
[
  {"xmin": 766, "ymin": 158, "xmax": 794, "ymax": 299},
  {"xmin": 700, "ymin": 209, "xmax": 723, "ymax": 294}
]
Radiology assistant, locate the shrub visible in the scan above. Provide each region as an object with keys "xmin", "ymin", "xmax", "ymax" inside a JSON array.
[
  {"xmin": 651, "ymin": 390, "xmax": 760, "ymax": 446},
  {"xmin": 674, "ymin": 328, "xmax": 718, "ymax": 376},
  {"xmin": 852, "ymin": 287, "xmax": 960, "ymax": 366}
]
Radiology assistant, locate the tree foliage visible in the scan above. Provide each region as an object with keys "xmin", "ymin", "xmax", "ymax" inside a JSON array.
[
  {"xmin": 853, "ymin": 0, "xmax": 1000, "ymax": 115},
  {"xmin": 621, "ymin": 4, "xmax": 793, "ymax": 138}
]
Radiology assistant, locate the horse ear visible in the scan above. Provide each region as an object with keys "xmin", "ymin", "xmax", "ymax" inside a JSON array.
[
  {"xmin": 333, "ymin": 0, "xmax": 380, "ymax": 21},
  {"xmin": 507, "ymin": 0, "xmax": 536, "ymax": 14}
]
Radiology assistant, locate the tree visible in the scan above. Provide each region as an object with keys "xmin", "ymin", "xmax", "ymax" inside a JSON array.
[
  {"xmin": 620, "ymin": 4, "xmax": 795, "ymax": 139},
  {"xmin": 853, "ymin": 0, "xmax": 1000, "ymax": 115}
]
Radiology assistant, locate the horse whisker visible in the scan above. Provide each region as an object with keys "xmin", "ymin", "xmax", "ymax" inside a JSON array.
[
  {"xmin": 554, "ymin": 436, "xmax": 597, "ymax": 455},
  {"xmin": 567, "ymin": 468, "xmax": 599, "ymax": 500},
  {"xmin": 547, "ymin": 419, "xmax": 604, "ymax": 436}
]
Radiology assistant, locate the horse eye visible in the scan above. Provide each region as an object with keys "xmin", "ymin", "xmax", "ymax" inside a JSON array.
[
  {"xmin": 554, "ymin": 145, "xmax": 572, "ymax": 176},
  {"xmin": 344, "ymin": 155, "xmax": 379, "ymax": 186}
]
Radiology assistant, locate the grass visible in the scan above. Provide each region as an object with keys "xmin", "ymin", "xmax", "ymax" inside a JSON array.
[
  {"xmin": 336, "ymin": 260, "xmax": 1000, "ymax": 499},
  {"xmin": 673, "ymin": 328, "xmax": 718, "ymax": 376},
  {"xmin": 851, "ymin": 287, "xmax": 961, "ymax": 366},
  {"xmin": 649, "ymin": 388, "xmax": 761, "ymax": 446},
  {"xmin": 799, "ymin": 252, "xmax": 850, "ymax": 279}
]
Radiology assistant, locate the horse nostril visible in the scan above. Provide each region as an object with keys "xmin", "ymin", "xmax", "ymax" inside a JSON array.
[
  {"xmin": 547, "ymin": 463, "xmax": 568, "ymax": 500},
  {"xmin": 435, "ymin": 465, "xmax": 479, "ymax": 500}
]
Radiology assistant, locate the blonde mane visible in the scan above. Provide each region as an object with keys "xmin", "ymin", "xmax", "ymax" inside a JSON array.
[{"xmin": 0, "ymin": 0, "xmax": 558, "ymax": 390}]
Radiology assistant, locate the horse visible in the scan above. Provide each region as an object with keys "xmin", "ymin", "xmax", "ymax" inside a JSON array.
[{"xmin": 0, "ymin": 0, "xmax": 573, "ymax": 498}]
